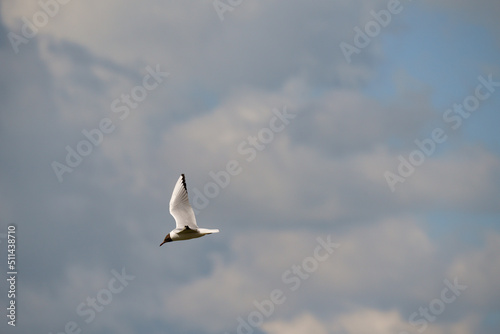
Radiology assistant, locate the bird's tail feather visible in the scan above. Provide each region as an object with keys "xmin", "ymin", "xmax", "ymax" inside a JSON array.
[{"xmin": 198, "ymin": 228, "xmax": 219, "ymax": 234}]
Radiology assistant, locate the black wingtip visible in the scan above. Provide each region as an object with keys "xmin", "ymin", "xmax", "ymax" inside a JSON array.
[{"xmin": 180, "ymin": 173, "xmax": 187, "ymax": 191}]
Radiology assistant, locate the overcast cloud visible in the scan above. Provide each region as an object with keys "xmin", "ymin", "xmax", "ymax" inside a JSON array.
[{"xmin": 1, "ymin": 1, "xmax": 499, "ymax": 334}]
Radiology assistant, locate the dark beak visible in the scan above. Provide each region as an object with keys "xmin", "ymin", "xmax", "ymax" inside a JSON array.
[{"xmin": 160, "ymin": 234, "xmax": 171, "ymax": 246}]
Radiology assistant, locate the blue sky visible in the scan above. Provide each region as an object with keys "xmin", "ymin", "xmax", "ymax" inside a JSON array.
[
  {"xmin": 0, "ymin": 1, "xmax": 499, "ymax": 334},
  {"xmin": 371, "ymin": 5, "xmax": 500, "ymax": 244}
]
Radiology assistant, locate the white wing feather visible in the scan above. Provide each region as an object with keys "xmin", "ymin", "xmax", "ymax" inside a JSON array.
[{"xmin": 169, "ymin": 174, "xmax": 198, "ymax": 229}]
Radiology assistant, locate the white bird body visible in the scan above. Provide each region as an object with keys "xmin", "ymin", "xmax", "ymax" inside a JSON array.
[
  {"xmin": 160, "ymin": 174, "xmax": 219, "ymax": 246},
  {"xmin": 169, "ymin": 227, "xmax": 220, "ymax": 241}
]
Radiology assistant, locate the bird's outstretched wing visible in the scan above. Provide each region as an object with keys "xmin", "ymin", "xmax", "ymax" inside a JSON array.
[{"xmin": 169, "ymin": 174, "xmax": 198, "ymax": 229}]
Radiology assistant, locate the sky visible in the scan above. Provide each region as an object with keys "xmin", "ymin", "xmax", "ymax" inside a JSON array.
[{"xmin": 0, "ymin": 0, "xmax": 499, "ymax": 333}]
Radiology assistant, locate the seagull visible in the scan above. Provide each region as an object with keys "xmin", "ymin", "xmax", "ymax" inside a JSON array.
[{"xmin": 160, "ymin": 174, "xmax": 219, "ymax": 246}]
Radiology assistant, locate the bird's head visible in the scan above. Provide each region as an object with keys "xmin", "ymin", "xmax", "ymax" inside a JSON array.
[{"xmin": 160, "ymin": 234, "xmax": 172, "ymax": 246}]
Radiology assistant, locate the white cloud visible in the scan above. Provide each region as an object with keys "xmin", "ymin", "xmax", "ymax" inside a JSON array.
[
  {"xmin": 447, "ymin": 232, "xmax": 500, "ymax": 307},
  {"xmin": 156, "ymin": 218, "xmax": 438, "ymax": 332},
  {"xmin": 263, "ymin": 312, "xmax": 329, "ymax": 334},
  {"xmin": 264, "ymin": 309, "xmax": 480, "ymax": 334},
  {"xmin": 1, "ymin": 1, "xmax": 499, "ymax": 334},
  {"xmin": 394, "ymin": 146, "xmax": 500, "ymax": 211},
  {"xmin": 2, "ymin": 0, "xmax": 386, "ymax": 91},
  {"xmin": 331, "ymin": 308, "xmax": 411, "ymax": 334}
]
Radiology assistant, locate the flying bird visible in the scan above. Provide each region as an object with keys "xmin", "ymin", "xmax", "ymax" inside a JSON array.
[{"xmin": 160, "ymin": 174, "xmax": 219, "ymax": 246}]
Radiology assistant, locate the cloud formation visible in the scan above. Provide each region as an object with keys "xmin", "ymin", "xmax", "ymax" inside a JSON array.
[{"xmin": 0, "ymin": 1, "xmax": 499, "ymax": 334}]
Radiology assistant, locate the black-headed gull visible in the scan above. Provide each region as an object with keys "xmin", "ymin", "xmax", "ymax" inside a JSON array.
[{"xmin": 160, "ymin": 174, "xmax": 219, "ymax": 246}]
